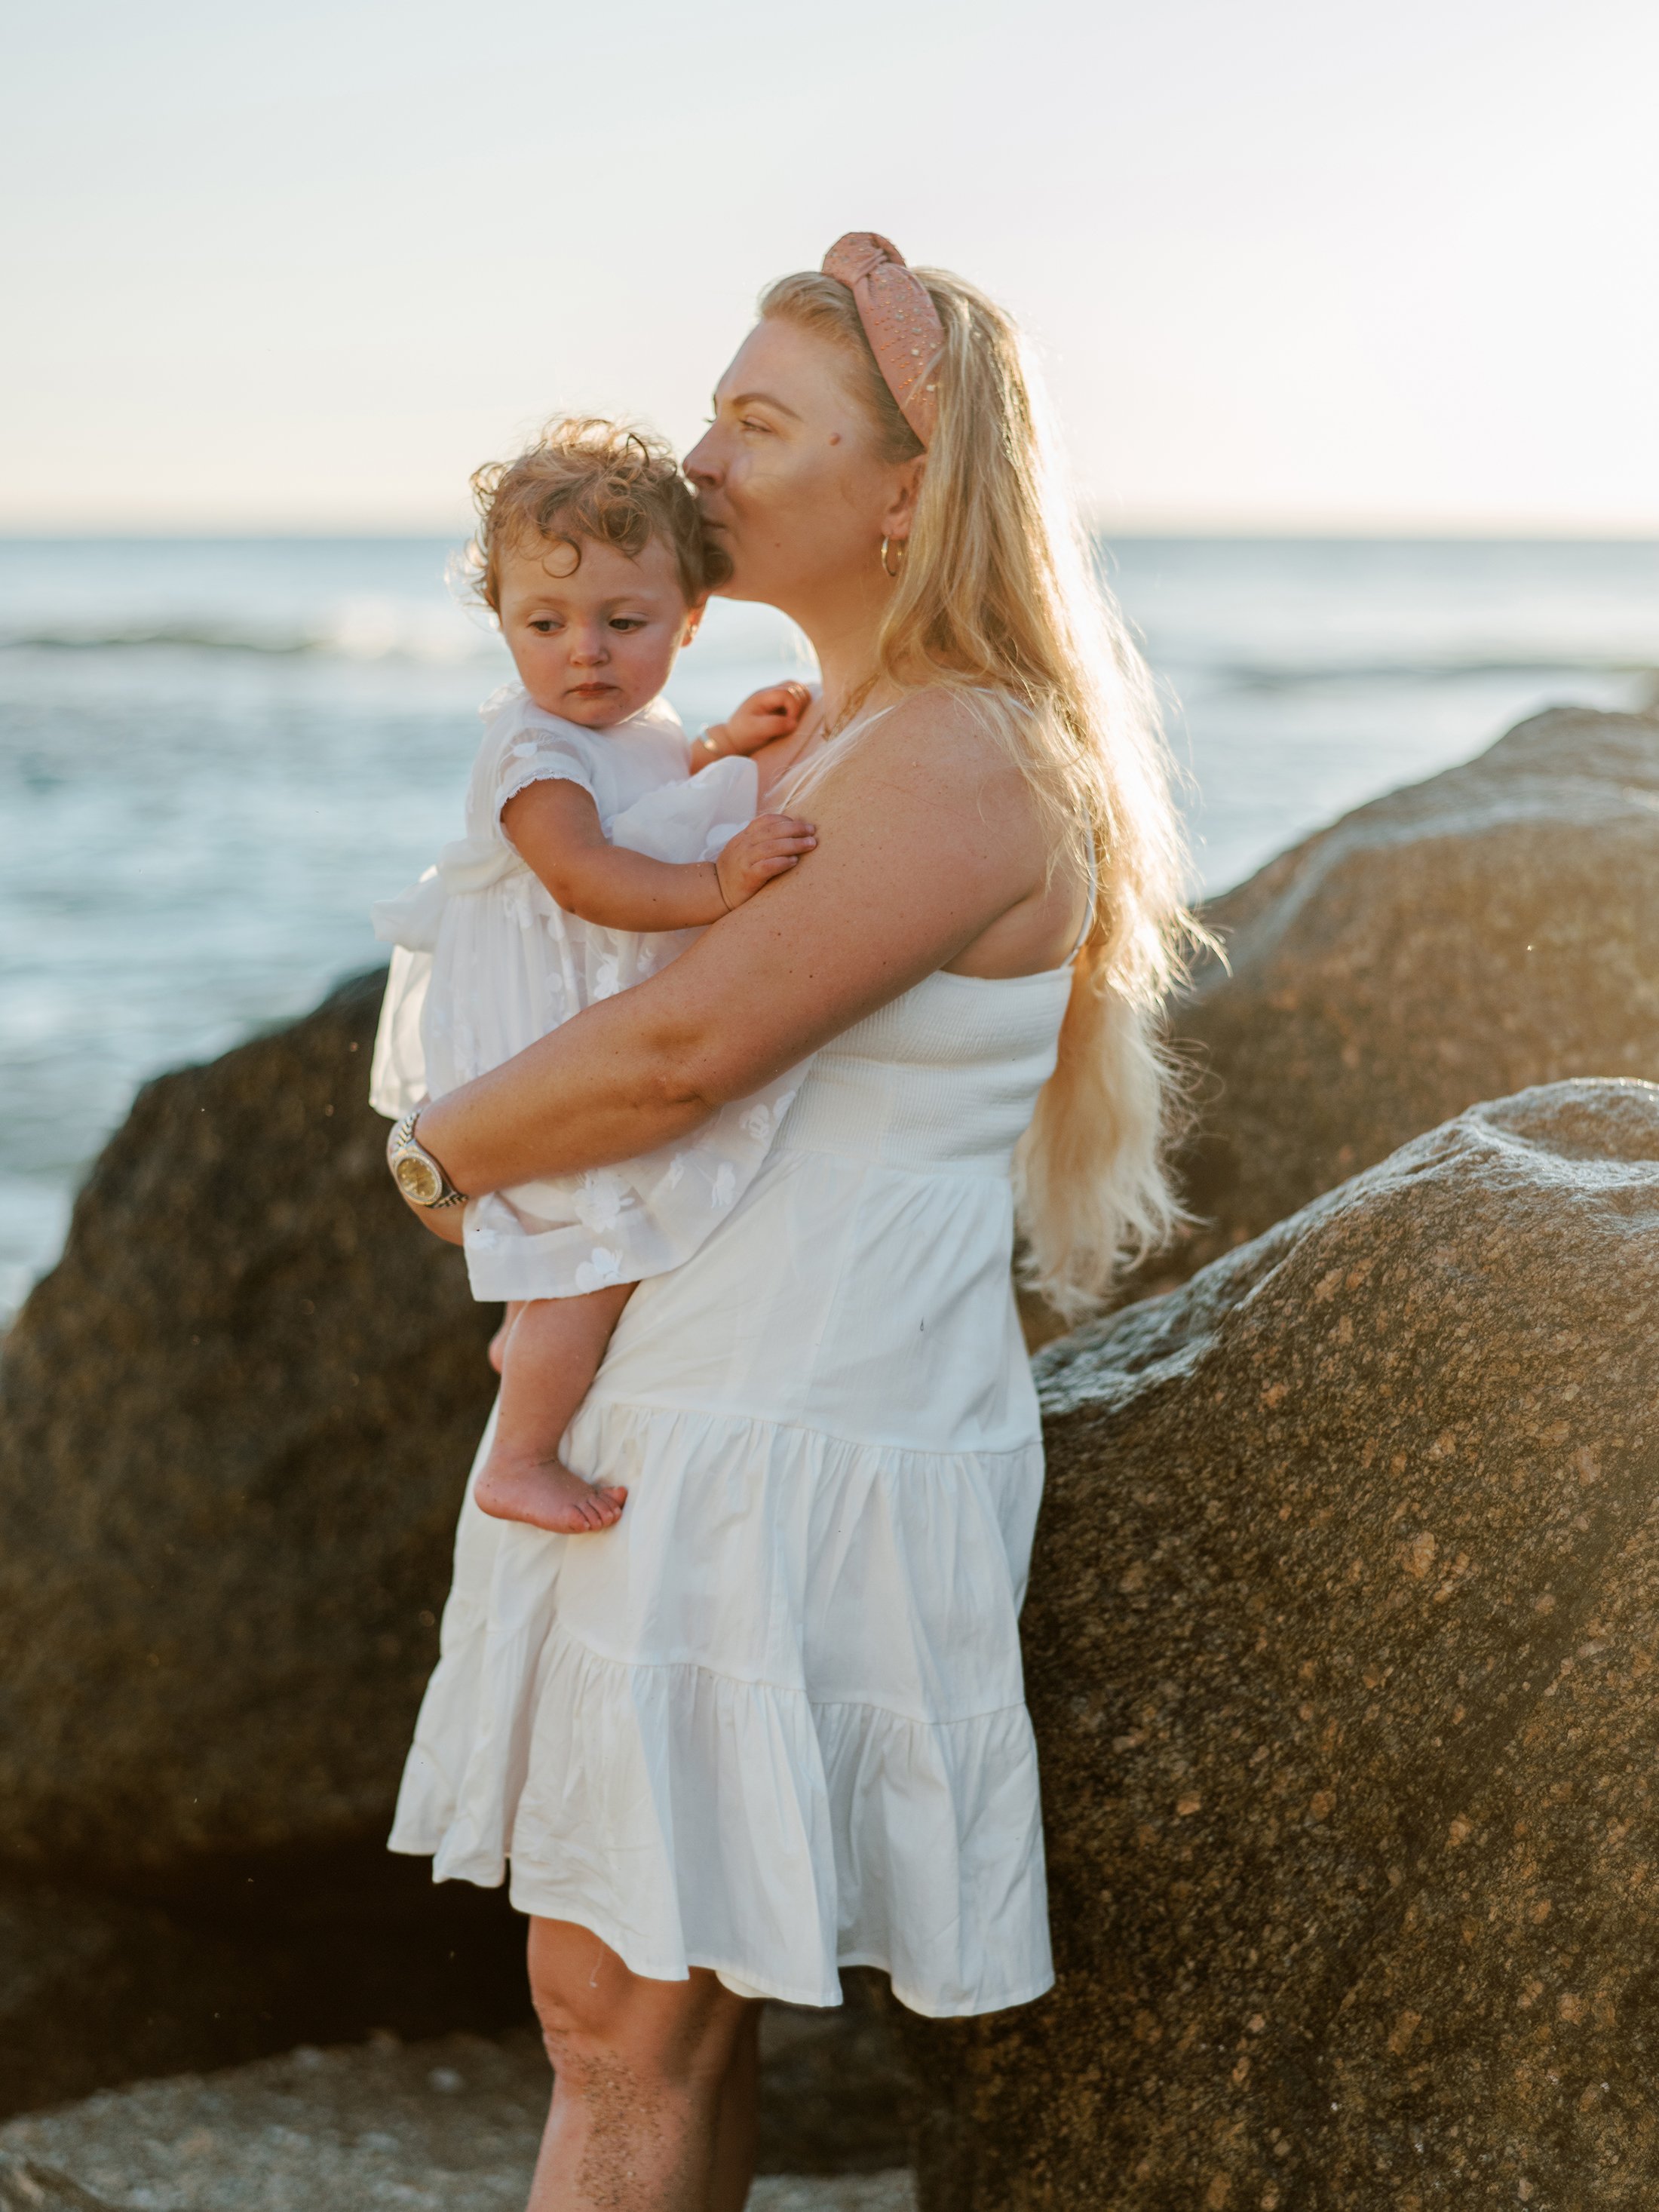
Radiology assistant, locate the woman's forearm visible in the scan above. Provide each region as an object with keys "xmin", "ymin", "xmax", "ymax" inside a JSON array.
[{"xmin": 412, "ymin": 972, "xmax": 730, "ymax": 1198}]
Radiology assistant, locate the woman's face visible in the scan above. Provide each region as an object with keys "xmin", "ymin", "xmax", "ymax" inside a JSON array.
[{"xmin": 683, "ymin": 317, "xmax": 917, "ymax": 621}]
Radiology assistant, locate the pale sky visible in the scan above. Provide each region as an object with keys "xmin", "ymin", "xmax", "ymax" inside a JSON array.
[{"xmin": 5, "ymin": 0, "xmax": 1657, "ymax": 532}]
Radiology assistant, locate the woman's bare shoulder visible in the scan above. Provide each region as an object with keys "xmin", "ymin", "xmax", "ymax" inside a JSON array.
[{"xmin": 823, "ymin": 684, "xmax": 1035, "ymax": 811}]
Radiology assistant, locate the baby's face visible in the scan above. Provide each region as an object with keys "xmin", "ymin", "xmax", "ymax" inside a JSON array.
[{"xmin": 496, "ymin": 531, "xmax": 700, "ymax": 729}]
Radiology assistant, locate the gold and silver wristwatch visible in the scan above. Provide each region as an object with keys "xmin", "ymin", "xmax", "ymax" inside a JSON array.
[{"xmin": 387, "ymin": 1112, "xmax": 468, "ymax": 1209}]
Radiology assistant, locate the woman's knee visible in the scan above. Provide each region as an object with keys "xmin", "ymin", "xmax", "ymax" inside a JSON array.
[{"xmin": 526, "ymin": 1918, "xmax": 748, "ymax": 2093}]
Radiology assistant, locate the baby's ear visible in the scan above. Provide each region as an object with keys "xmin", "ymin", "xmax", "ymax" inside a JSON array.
[{"xmin": 680, "ymin": 596, "xmax": 709, "ymax": 647}]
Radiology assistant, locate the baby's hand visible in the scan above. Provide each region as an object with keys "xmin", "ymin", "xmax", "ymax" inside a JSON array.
[
  {"xmin": 714, "ymin": 681, "xmax": 812, "ymax": 758},
  {"xmin": 714, "ymin": 814, "xmax": 817, "ymax": 908}
]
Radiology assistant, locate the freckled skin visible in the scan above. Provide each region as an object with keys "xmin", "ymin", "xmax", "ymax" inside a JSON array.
[{"xmin": 526, "ymin": 1918, "xmax": 759, "ymax": 2210}]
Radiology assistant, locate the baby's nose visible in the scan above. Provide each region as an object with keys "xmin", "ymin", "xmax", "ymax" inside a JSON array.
[{"xmin": 568, "ymin": 630, "xmax": 609, "ymax": 665}]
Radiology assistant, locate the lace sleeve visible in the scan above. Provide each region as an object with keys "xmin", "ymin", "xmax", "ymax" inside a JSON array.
[{"xmin": 494, "ymin": 732, "xmax": 600, "ymax": 829}]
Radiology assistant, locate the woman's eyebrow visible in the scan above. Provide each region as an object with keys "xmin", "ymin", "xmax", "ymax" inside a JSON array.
[{"xmin": 714, "ymin": 389, "xmax": 803, "ymax": 423}]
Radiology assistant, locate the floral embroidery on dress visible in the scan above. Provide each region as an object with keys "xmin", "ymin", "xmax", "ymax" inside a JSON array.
[
  {"xmin": 575, "ymin": 1247, "xmax": 626, "ymax": 1293},
  {"xmin": 572, "ymin": 1171, "xmax": 628, "ymax": 1233}
]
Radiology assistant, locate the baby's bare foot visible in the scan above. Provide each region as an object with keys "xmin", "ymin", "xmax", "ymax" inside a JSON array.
[{"xmin": 474, "ymin": 1450, "xmax": 627, "ymax": 1534}]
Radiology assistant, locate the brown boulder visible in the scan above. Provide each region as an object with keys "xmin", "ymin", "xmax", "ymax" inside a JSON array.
[
  {"xmin": 906, "ymin": 1078, "xmax": 1659, "ymax": 2208},
  {"xmin": 0, "ymin": 974, "xmax": 538, "ymax": 2106},
  {"xmin": 1167, "ymin": 707, "xmax": 1659, "ymax": 1283},
  {"xmin": 0, "ymin": 968, "xmax": 495, "ymax": 1879}
]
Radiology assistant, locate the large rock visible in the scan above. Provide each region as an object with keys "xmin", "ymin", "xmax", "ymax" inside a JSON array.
[
  {"xmin": 905, "ymin": 1078, "xmax": 1659, "ymax": 2208},
  {"xmin": 1166, "ymin": 707, "xmax": 1659, "ymax": 1283},
  {"xmin": 0, "ymin": 968, "xmax": 495, "ymax": 1878},
  {"xmin": 0, "ymin": 974, "xmax": 535, "ymax": 2105}
]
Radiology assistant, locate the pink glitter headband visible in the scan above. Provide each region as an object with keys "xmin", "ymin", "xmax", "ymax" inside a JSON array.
[{"xmin": 820, "ymin": 232, "xmax": 944, "ymax": 449}]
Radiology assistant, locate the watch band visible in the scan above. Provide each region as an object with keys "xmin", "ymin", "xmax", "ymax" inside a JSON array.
[{"xmin": 388, "ymin": 1112, "xmax": 468, "ymax": 1209}]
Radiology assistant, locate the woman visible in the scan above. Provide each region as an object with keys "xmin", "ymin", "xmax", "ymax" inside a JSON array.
[{"xmin": 388, "ymin": 235, "xmax": 1191, "ymax": 2210}]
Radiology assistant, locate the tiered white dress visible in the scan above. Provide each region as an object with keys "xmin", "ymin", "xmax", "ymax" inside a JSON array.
[
  {"xmin": 370, "ymin": 683, "xmax": 802, "ymax": 1302},
  {"xmin": 389, "ymin": 958, "xmax": 1067, "ymax": 2017}
]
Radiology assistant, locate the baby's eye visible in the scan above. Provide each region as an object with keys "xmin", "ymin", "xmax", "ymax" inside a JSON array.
[
  {"xmin": 529, "ymin": 618, "xmax": 562, "ymax": 634},
  {"xmin": 609, "ymin": 617, "xmax": 647, "ymax": 633}
]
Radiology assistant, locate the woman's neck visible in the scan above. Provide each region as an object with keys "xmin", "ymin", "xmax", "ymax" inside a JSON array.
[{"xmin": 787, "ymin": 571, "xmax": 892, "ymax": 729}]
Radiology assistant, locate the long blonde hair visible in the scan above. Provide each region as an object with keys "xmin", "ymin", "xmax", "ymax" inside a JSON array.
[{"xmin": 759, "ymin": 265, "xmax": 1197, "ymax": 1321}]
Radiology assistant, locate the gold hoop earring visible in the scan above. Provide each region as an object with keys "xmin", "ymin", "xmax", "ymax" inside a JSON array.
[{"xmin": 879, "ymin": 535, "xmax": 904, "ymax": 578}]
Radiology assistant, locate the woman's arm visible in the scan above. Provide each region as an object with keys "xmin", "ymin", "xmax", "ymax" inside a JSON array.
[{"xmin": 412, "ymin": 698, "xmax": 1060, "ymax": 1206}]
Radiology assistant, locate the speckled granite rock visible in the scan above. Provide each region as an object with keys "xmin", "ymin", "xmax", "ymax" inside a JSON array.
[
  {"xmin": 1161, "ymin": 707, "xmax": 1659, "ymax": 1285},
  {"xmin": 0, "ymin": 967, "xmax": 495, "ymax": 1879},
  {"xmin": 0, "ymin": 974, "xmax": 530, "ymax": 2101},
  {"xmin": 905, "ymin": 1078, "xmax": 1659, "ymax": 2208},
  {"xmin": 0, "ymin": 2028, "xmax": 915, "ymax": 2211}
]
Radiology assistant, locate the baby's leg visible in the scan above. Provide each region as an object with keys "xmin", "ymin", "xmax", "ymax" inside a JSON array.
[
  {"xmin": 474, "ymin": 1284, "xmax": 635, "ymax": 1534},
  {"xmin": 488, "ymin": 1299, "xmax": 524, "ymax": 1376}
]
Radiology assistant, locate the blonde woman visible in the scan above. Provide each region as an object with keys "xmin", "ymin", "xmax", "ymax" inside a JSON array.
[{"xmin": 388, "ymin": 234, "xmax": 1191, "ymax": 2211}]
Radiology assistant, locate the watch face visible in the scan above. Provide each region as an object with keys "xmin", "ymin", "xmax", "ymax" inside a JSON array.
[{"xmin": 394, "ymin": 1151, "xmax": 443, "ymax": 1206}]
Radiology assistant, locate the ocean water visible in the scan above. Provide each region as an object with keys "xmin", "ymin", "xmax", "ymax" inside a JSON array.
[{"xmin": 2, "ymin": 534, "xmax": 1656, "ymax": 1318}]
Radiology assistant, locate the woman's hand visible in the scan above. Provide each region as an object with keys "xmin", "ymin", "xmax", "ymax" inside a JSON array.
[{"xmin": 713, "ymin": 814, "xmax": 817, "ymax": 908}]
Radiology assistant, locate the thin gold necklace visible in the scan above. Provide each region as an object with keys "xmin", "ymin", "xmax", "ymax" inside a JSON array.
[
  {"xmin": 801, "ymin": 683, "xmax": 870, "ymax": 761},
  {"xmin": 767, "ymin": 681, "xmax": 875, "ymax": 798}
]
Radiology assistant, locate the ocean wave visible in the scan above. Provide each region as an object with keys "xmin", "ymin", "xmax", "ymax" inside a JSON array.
[
  {"xmin": 0, "ymin": 611, "xmax": 497, "ymax": 663},
  {"xmin": 1214, "ymin": 652, "xmax": 1659, "ymax": 690}
]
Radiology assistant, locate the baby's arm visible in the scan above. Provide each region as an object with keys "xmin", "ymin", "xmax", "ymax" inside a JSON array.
[
  {"xmin": 501, "ymin": 780, "xmax": 816, "ymax": 932},
  {"xmin": 691, "ymin": 681, "xmax": 811, "ymax": 773}
]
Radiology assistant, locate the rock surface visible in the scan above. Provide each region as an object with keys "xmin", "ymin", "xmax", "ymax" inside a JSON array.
[
  {"xmin": 0, "ymin": 972, "xmax": 533, "ymax": 2101},
  {"xmin": 1164, "ymin": 707, "xmax": 1659, "ymax": 1283},
  {"xmin": 0, "ymin": 968, "xmax": 496, "ymax": 1881},
  {"xmin": 905, "ymin": 1078, "xmax": 1659, "ymax": 2207},
  {"xmin": 0, "ymin": 2029, "xmax": 915, "ymax": 2211}
]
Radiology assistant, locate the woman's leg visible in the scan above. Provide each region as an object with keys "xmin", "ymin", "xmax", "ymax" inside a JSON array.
[
  {"xmin": 708, "ymin": 2003, "xmax": 762, "ymax": 2212},
  {"xmin": 526, "ymin": 1916, "xmax": 757, "ymax": 2212}
]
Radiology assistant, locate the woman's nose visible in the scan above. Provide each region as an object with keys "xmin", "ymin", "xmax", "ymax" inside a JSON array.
[{"xmin": 682, "ymin": 429, "xmax": 719, "ymax": 486}]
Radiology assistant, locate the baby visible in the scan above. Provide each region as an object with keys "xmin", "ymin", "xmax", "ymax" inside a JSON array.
[{"xmin": 370, "ymin": 417, "xmax": 814, "ymax": 1533}]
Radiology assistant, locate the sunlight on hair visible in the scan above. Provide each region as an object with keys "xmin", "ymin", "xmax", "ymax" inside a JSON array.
[
  {"xmin": 458, "ymin": 416, "xmax": 728, "ymax": 615},
  {"xmin": 762, "ymin": 266, "xmax": 1207, "ymax": 1320}
]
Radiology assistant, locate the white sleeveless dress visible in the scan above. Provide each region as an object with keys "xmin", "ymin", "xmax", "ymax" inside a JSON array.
[{"xmin": 389, "ymin": 962, "xmax": 1067, "ymax": 2017}]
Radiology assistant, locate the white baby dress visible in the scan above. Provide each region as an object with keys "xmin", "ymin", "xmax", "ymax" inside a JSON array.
[{"xmin": 369, "ymin": 682, "xmax": 804, "ymax": 1302}]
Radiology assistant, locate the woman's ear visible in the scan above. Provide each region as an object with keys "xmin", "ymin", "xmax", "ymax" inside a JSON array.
[{"xmin": 880, "ymin": 456, "xmax": 928, "ymax": 545}]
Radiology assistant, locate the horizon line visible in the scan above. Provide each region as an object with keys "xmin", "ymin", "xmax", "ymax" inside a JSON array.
[{"xmin": 2, "ymin": 517, "xmax": 1659, "ymax": 545}]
